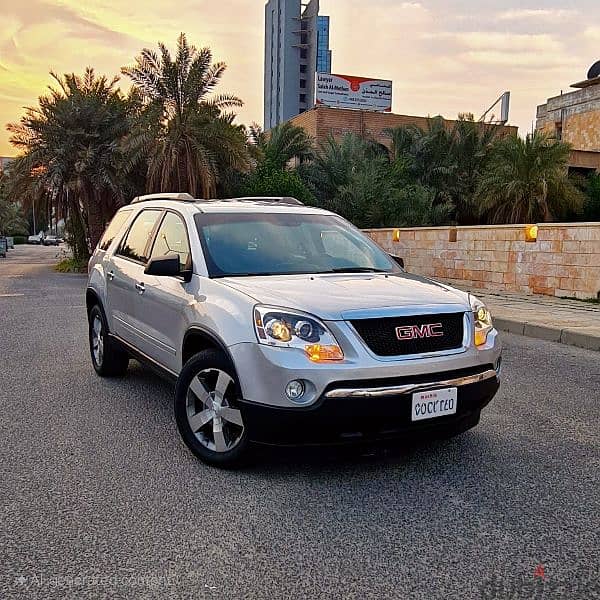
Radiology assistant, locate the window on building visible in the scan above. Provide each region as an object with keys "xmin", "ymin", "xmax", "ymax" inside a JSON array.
[
  {"xmin": 555, "ymin": 123, "xmax": 563, "ymax": 141},
  {"xmin": 300, "ymin": 49, "xmax": 307, "ymax": 59},
  {"xmin": 300, "ymin": 79, "xmax": 306, "ymax": 88},
  {"xmin": 300, "ymin": 64, "xmax": 307, "ymax": 73},
  {"xmin": 299, "ymin": 94, "xmax": 307, "ymax": 104}
]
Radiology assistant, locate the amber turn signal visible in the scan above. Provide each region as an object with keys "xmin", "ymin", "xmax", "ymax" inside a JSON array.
[
  {"xmin": 304, "ymin": 344, "xmax": 344, "ymax": 362},
  {"xmin": 474, "ymin": 329, "xmax": 489, "ymax": 347}
]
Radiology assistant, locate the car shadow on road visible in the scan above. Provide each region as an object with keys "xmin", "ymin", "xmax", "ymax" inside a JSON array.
[{"xmin": 118, "ymin": 360, "xmax": 499, "ymax": 479}]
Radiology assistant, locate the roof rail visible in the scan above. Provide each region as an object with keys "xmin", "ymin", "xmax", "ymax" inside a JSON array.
[
  {"xmin": 131, "ymin": 192, "xmax": 195, "ymax": 204},
  {"xmin": 221, "ymin": 196, "xmax": 304, "ymax": 206}
]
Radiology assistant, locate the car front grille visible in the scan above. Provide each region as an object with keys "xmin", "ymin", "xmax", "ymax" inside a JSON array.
[{"xmin": 350, "ymin": 312, "xmax": 465, "ymax": 357}]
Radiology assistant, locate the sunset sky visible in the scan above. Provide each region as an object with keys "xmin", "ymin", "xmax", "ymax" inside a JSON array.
[{"xmin": 0, "ymin": 0, "xmax": 598, "ymax": 155}]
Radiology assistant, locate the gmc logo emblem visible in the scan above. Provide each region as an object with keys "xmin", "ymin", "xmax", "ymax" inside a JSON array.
[{"xmin": 396, "ymin": 323, "xmax": 444, "ymax": 340}]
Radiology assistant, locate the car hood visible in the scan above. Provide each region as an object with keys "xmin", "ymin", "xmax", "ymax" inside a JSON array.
[{"xmin": 219, "ymin": 272, "xmax": 470, "ymax": 320}]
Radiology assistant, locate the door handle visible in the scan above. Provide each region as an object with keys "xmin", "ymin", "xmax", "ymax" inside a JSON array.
[
  {"xmin": 135, "ymin": 282, "xmax": 145, "ymax": 294},
  {"xmin": 107, "ymin": 270, "xmax": 115, "ymax": 281}
]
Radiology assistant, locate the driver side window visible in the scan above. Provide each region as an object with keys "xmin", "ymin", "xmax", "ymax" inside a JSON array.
[{"xmin": 150, "ymin": 212, "xmax": 191, "ymax": 270}]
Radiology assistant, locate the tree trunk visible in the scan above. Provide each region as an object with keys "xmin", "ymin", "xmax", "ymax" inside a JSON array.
[{"xmin": 86, "ymin": 189, "xmax": 105, "ymax": 252}]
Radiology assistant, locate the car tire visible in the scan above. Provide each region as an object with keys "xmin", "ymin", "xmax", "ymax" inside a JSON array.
[
  {"xmin": 88, "ymin": 305, "xmax": 129, "ymax": 377},
  {"xmin": 175, "ymin": 349, "xmax": 251, "ymax": 468}
]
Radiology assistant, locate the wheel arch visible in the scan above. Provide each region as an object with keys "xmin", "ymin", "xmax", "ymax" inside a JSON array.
[
  {"xmin": 182, "ymin": 327, "xmax": 239, "ymax": 377},
  {"xmin": 86, "ymin": 287, "xmax": 102, "ymax": 315}
]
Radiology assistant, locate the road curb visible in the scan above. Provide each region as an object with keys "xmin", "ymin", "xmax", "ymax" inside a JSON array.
[{"xmin": 494, "ymin": 317, "xmax": 600, "ymax": 352}]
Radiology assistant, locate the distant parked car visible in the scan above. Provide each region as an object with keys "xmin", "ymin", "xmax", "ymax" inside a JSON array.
[
  {"xmin": 27, "ymin": 235, "xmax": 43, "ymax": 245},
  {"xmin": 42, "ymin": 235, "xmax": 60, "ymax": 246}
]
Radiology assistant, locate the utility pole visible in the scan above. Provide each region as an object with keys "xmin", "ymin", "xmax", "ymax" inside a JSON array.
[{"xmin": 32, "ymin": 196, "xmax": 36, "ymax": 235}]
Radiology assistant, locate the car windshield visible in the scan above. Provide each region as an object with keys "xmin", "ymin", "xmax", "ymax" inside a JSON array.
[{"xmin": 194, "ymin": 212, "xmax": 399, "ymax": 278}]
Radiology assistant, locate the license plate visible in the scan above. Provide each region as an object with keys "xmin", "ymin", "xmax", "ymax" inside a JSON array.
[{"xmin": 411, "ymin": 388, "xmax": 457, "ymax": 421}]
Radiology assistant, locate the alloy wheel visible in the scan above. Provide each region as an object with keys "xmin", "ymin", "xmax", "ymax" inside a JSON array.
[
  {"xmin": 186, "ymin": 368, "xmax": 245, "ymax": 453},
  {"xmin": 92, "ymin": 315, "xmax": 104, "ymax": 366}
]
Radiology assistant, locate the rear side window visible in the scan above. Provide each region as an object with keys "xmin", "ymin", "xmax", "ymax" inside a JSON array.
[
  {"xmin": 98, "ymin": 210, "xmax": 132, "ymax": 251},
  {"xmin": 117, "ymin": 209, "xmax": 162, "ymax": 264}
]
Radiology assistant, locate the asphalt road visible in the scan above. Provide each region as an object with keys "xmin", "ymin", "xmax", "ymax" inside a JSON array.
[{"xmin": 1, "ymin": 245, "xmax": 599, "ymax": 599}]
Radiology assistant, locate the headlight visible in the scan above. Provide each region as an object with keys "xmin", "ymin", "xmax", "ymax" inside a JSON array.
[
  {"xmin": 254, "ymin": 306, "xmax": 344, "ymax": 362},
  {"xmin": 471, "ymin": 299, "xmax": 493, "ymax": 347}
]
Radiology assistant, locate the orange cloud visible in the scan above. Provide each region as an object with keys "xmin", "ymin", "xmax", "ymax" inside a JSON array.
[{"xmin": 0, "ymin": 0, "xmax": 595, "ymax": 155}]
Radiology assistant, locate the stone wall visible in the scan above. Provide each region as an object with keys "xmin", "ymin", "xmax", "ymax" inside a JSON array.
[
  {"xmin": 365, "ymin": 223, "xmax": 600, "ymax": 300},
  {"xmin": 536, "ymin": 81, "xmax": 600, "ymax": 153},
  {"xmin": 563, "ymin": 110, "xmax": 600, "ymax": 152}
]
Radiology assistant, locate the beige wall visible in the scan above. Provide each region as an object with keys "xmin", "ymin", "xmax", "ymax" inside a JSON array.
[
  {"xmin": 366, "ymin": 224, "xmax": 600, "ymax": 300},
  {"xmin": 563, "ymin": 110, "xmax": 600, "ymax": 151}
]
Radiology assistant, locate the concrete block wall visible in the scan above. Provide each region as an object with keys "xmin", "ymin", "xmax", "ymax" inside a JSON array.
[{"xmin": 365, "ymin": 223, "xmax": 600, "ymax": 300}]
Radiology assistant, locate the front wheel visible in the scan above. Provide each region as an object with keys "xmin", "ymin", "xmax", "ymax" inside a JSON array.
[{"xmin": 175, "ymin": 349, "xmax": 250, "ymax": 468}]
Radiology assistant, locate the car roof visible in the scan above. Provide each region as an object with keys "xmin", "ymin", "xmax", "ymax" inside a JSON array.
[{"xmin": 124, "ymin": 195, "xmax": 335, "ymax": 216}]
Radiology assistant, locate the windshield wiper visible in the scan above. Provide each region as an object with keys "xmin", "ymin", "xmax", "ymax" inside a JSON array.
[{"xmin": 327, "ymin": 267, "xmax": 389, "ymax": 273}]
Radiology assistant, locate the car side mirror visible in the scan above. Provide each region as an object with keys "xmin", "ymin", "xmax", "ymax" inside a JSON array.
[
  {"xmin": 145, "ymin": 254, "xmax": 183, "ymax": 278},
  {"xmin": 389, "ymin": 254, "xmax": 405, "ymax": 269}
]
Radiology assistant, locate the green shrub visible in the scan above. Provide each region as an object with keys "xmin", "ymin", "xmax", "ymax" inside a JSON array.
[
  {"xmin": 13, "ymin": 236, "xmax": 27, "ymax": 244},
  {"xmin": 239, "ymin": 167, "xmax": 315, "ymax": 205},
  {"xmin": 55, "ymin": 257, "xmax": 88, "ymax": 273}
]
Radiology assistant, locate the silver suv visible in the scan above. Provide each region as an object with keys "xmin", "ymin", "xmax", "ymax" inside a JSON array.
[{"xmin": 87, "ymin": 194, "xmax": 501, "ymax": 466}]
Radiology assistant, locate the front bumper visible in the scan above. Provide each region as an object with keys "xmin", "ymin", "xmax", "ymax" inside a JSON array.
[
  {"xmin": 229, "ymin": 327, "xmax": 502, "ymax": 409},
  {"xmin": 239, "ymin": 365, "xmax": 500, "ymax": 445}
]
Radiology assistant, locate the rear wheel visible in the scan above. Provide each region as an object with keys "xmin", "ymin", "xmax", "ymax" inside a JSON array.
[
  {"xmin": 88, "ymin": 305, "xmax": 129, "ymax": 377},
  {"xmin": 175, "ymin": 349, "xmax": 250, "ymax": 468}
]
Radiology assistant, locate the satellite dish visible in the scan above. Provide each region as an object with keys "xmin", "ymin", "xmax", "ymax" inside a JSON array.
[{"xmin": 588, "ymin": 60, "xmax": 600, "ymax": 80}]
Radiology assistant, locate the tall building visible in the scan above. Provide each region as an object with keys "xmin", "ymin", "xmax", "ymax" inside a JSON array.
[
  {"xmin": 536, "ymin": 61, "xmax": 600, "ymax": 174},
  {"xmin": 316, "ymin": 16, "xmax": 332, "ymax": 74},
  {"xmin": 264, "ymin": 0, "xmax": 332, "ymax": 130}
]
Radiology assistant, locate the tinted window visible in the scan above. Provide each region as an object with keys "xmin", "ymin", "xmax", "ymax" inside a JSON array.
[
  {"xmin": 195, "ymin": 213, "xmax": 397, "ymax": 277},
  {"xmin": 150, "ymin": 212, "xmax": 191, "ymax": 270},
  {"xmin": 98, "ymin": 210, "xmax": 132, "ymax": 251},
  {"xmin": 118, "ymin": 209, "xmax": 162, "ymax": 263}
]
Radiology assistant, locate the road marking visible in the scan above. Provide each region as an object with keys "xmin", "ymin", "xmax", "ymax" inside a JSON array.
[{"xmin": 0, "ymin": 293, "xmax": 25, "ymax": 297}]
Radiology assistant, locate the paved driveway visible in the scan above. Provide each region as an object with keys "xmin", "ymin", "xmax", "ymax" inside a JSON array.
[{"xmin": 1, "ymin": 246, "xmax": 599, "ymax": 599}]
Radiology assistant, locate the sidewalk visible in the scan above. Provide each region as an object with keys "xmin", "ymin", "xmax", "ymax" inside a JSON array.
[{"xmin": 471, "ymin": 290, "xmax": 600, "ymax": 351}]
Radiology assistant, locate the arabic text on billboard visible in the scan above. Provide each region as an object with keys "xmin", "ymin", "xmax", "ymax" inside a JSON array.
[{"xmin": 316, "ymin": 73, "xmax": 392, "ymax": 112}]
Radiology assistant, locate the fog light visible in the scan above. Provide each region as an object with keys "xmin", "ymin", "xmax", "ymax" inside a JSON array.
[{"xmin": 285, "ymin": 380, "xmax": 305, "ymax": 401}]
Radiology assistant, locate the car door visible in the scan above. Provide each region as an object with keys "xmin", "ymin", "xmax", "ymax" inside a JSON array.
[
  {"xmin": 133, "ymin": 210, "xmax": 194, "ymax": 372},
  {"xmin": 106, "ymin": 208, "xmax": 163, "ymax": 346}
]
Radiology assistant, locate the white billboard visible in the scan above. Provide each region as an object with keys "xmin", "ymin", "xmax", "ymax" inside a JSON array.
[{"xmin": 316, "ymin": 73, "xmax": 393, "ymax": 112}]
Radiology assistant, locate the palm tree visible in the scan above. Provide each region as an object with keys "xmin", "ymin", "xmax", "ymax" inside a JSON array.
[
  {"xmin": 300, "ymin": 133, "xmax": 450, "ymax": 228},
  {"xmin": 385, "ymin": 114, "xmax": 501, "ymax": 223},
  {"xmin": 7, "ymin": 68, "xmax": 133, "ymax": 254},
  {"xmin": 122, "ymin": 33, "xmax": 249, "ymax": 198},
  {"xmin": 300, "ymin": 133, "xmax": 385, "ymax": 208},
  {"xmin": 249, "ymin": 121, "xmax": 314, "ymax": 170},
  {"xmin": 476, "ymin": 132, "xmax": 585, "ymax": 223}
]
